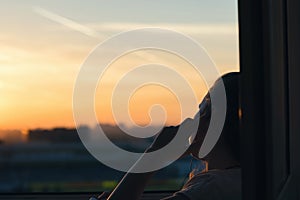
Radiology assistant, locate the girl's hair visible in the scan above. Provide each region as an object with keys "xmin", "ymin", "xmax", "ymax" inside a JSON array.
[{"xmin": 219, "ymin": 72, "xmax": 240, "ymax": 162}]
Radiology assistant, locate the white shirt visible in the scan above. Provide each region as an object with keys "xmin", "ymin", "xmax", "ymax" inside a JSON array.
[{"xmin": 165, "ymin": 168, "xmax": 241, "ymax": 200}]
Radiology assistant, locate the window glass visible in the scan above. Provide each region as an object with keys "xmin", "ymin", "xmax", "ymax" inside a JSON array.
[{"xmin": 0, "ymin": 0, "xmax": 239, "ymax": 192}]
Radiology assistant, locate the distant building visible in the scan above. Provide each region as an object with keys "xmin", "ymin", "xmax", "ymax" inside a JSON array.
[
  {"xmin": 27, "ymin": 128, "xmax": 82, "ymax": 143},
  {"xmin": 0, "ymin": 130, "xmax": 24, "ymax": 144}
]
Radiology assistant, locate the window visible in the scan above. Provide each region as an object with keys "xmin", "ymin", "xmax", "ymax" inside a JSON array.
[{"xmin": 0, "ymin": 0, "xmax": 239, "ymax": 194}]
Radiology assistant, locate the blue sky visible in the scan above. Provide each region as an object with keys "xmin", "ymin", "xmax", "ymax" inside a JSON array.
[{"xmin": 1, "ymin": 0, "xmax": 237, "ymax": 24}]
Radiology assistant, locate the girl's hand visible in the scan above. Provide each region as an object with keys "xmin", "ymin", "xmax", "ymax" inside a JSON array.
[{"xmin": 147, "ymin": 118, "xmax": 196, "ymax": 158}]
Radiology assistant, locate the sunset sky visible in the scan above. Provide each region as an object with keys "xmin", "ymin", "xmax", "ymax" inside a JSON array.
[{"xmin": 0, "ymin": 0, "xmax": 239, "ymax": 131}]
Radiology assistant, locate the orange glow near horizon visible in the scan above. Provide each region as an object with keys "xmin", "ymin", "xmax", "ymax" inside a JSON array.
[
  {"xmin": 0, "ymin": 44, "xmax": 238, "ymax": 131},
  {"xmin": 94, "ymin": 50, "xmax": 209, "ymax": 128}
]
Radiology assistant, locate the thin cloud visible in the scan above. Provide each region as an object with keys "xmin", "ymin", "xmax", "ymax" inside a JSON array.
[
  {"xmin": 88, "ymin": 22, "xmax": 238, "ymax": 35},
  {"xmin": 33, "ymin": 6, "xmax": 101, "ymax": 39}
]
